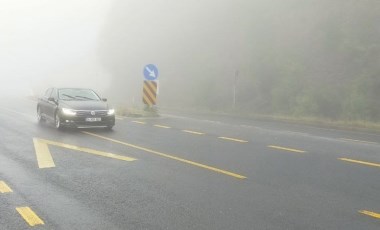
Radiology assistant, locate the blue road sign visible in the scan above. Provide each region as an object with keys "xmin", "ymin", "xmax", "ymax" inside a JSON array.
[{"xmin": 143, "ymin": 64, "xmax": 158, "ymax": 81}]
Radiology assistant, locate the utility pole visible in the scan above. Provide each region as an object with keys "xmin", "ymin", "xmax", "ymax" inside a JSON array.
[{"xmin": 233, "ymin": 70, "xmax": 239, "ymax": 109}]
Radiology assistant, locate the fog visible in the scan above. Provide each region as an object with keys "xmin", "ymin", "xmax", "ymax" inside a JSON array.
[
  {"xmin": 2, "ymin": 0, "xmax": 379, "ymax": 121},
  {"xmin": 99, "ymin": 0, "xmax": 268, "ymax": 106},
  {"xmin": 0, "ymin": 0, "xmax": 112, "ymax": 97}
]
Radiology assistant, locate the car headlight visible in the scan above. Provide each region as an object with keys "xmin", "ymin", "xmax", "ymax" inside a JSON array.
[
  {"xmin": 62, "ymin": 108, "xmax": 76, "ymax": 116},
  {"xmin": 107, "ymin": 109, "xmax": 115, "ymax": 115}
]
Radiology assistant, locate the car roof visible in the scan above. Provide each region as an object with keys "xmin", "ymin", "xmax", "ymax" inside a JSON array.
[{"xmin": 57, "ymin": 88, "xmax": 93, "ymax": 90}]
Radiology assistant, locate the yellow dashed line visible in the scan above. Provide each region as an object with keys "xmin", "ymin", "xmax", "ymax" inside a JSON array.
[
  {"xmin": 218, "ymin": 137, "xmax": 248, "ymax": 143},
  {"xmin": 359, "ymin": 210, "xmax": 380, "ymax": 219},
  {"xmin": 0, "ymin": 181, "xmax": 13, "ymax": 193},
  {"xmin": 132, "ymin": 121, "xmax": 146, "ymax": 125},
  {"xmin": 154, "ymin": 125, "xmax": 171, "ymax": 129},
  {"xmin": 83, "ymin": 131, "xmax": 247, "ymax": 179},
  {"xmin": 268, "ymin": 145, "xmax": 306, "ymax": 153},
  {"xmin": 16, "ymin": 207, "xmax": 45, "ymax": 227},
  {"xmin": 339, "ymin": 158, "xmax": 380, "ymax": 168},
  {"xmin": 182, "ymin": 130, "xmax": 205, "ymax": 135}
]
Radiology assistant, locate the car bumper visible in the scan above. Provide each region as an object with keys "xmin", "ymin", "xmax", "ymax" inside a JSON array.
[{"xmin": 58, "ymin": 115, "xmax": 115, "ymax": 128}]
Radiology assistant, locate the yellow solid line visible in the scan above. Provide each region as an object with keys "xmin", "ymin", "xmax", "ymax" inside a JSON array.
[
  {"xmin": 33, "ymin": 138, "xmax": 56, "ymax": 169},
  {"xmin": 218, "ymin": 137, "xmax": 248, "ymax": 143},
  {"xmin": 268, "ymin": 145, "xmax": 306, "ymax": 153},
  {"xmin": 339, "ymin": 158, "xmax": 380, "ymax": 168},
  {"xmin": 154, "ymin": 125, "xmax": 171, "ymax": 129},
  {"xmin": 340, "ymin": 138, "xmax": 377, "ymax": 145},
  {"xmin": 0, "ymin": 181, "xmax": 13, "ymax": 193},
  {"xmin": 359, "ymin": 210, "xmax": 380, "ymax": 219},
  {"xmin": 82, "ymin": 131, "xmax": 247, "ymax": 179},
  {"xmin": 182, "ymin": 130, "xmax": 205, "ymax": 135},
  {"xmin": 16, "ymin": 207, "xmax": 45, "ymax": 227},
  {"xmin": 132, "ymin": 121, "xmax": 146, "ymax": 124},
  {"xmin": 38, "ymin": 139, "xmax": 137, "ymax": 162}
]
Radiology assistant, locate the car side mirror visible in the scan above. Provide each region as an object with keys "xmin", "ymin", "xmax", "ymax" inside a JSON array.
[
  {"xmin": 102, "ymin": 98, "xmax": 107, "ymax": 102},
  {"xmin": 48, "ymin": 97, "xmax": 58, "ymax": 105}
]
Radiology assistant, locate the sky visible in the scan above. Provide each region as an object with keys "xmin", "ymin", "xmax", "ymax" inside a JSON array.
[
  {"xmin": 0, "ymin": 0, "xmax": 378, "ymax": 123},
  {"xmin": 98, "ymin": 0, "xmax": 261, "ymax": 105},
  {"xmin": 0, "ymin": 0, "xmax": 112, "ymax": 96},
  {"xmin": 2, "ymin": 0, "xmax": 376, "ymax": 115},
  {"xmin": 1, "ymin": 0, "xmax": 256, "ymax": 102}
]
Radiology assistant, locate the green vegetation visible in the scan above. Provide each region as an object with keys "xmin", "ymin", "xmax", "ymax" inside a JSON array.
[{"xmin": 188, "ymin": 1, "xmax": 380, "ymax": 123}]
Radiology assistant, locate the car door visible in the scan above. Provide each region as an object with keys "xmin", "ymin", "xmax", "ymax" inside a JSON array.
[
  {"xmin": 45, "ymin": 88, "xmax": 59, "ymax": 119},
  {"xmin": 40, "ymin": 88, "xmax": 53, "ymax": 117}
]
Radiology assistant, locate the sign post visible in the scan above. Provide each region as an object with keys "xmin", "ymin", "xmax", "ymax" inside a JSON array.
[
  {"xmin": 142, "ymin": 64, "xmax": 159, "ymax": 114},
  {"xmin": 233, "ymin": 70, "xmax": 239, "ymax": 109}
]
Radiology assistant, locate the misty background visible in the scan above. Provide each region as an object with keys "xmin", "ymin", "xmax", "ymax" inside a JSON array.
[
  {"xmin": 1, "ymin": 0, "xmax": 112, "ymax": 95},
  {"xmin": 2, "ymin": 0, "xmax": 380, "ymax": 122}
]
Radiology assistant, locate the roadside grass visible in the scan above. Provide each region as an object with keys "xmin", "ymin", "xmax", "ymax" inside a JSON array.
[
  {"xmin": 114, "ymin": 104, "xmax": 380, "ymax": 133},
  {"xmin": 252, "ymin": 114, "xmax": 380, "ymax": 133},
  {"xmin": 157, "ymin": 106, "xmax": 380, "ymax": 134},
  {"xmin": 115, "ymin": 105, "xmax": 159, "ymax": 118}
]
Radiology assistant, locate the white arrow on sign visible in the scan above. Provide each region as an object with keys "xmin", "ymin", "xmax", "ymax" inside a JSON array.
[
  {"xmin": 33, "ymin": 138, "xmax": 137, "ymax": 169},
  {"xmin": 145, "ymin": 66, "xmax": 156, "ymax": 78}
]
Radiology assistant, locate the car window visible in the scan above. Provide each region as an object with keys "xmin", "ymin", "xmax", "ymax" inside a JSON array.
[
  {"xmin": 51, "ymin": 88, "xmax": 58, "ymax": 100},
  {"xmin": 44, "ymin": 88, "xmax": 53, "ymax": 99},
  {"xmin": 58, "ymin": 89, "xmax": 101, "ymax": 101}
]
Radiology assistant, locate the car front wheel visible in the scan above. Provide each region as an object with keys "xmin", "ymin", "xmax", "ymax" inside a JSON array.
[
  {"xmin": 55, "ymin": 113, "xmax": 62, "ymax": 129},
  {"xmin": 37, "ymin": 107, "xmax": 45, "ymax": 123}
]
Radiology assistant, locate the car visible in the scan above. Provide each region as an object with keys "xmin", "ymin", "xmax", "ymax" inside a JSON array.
[{"xmin": 37, "ymin": 88, "xmax": 115, "ymax": 130}]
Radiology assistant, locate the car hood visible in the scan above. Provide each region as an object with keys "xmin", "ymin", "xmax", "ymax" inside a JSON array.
[{"xmin": 59, "ymin": 100, "xmax": 109, "ymax": 110}]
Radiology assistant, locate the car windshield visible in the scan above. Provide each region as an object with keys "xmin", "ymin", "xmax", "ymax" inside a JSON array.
[{"xmin": 58, "ymin": 89, "xmax": 100, "ymax": 101}]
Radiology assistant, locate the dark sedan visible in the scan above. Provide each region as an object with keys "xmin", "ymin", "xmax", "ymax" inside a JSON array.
[{"xmin": 37, "ymin": 88, "xmax": 115, "ymax": 129}]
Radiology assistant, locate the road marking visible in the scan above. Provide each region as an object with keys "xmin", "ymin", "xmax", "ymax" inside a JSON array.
[
  {"xmin": 82, "ymin": 131, "xmax": 247, "ymax": 179},
  {"xmin": 283, "ymin": 131, "xmax": 309, "ymax": 136},
  {"xmin": 33, "ymin": 138, "xmax": 136, "ymax": 169},
  {"xmin": 1, "ymin": 107, "xmax": 35, "ymax": 120},
  {"xmin": 359, "ymin": 210, "xmax": 380, "ymax": 219},
  {"xmin": 33, "ymin": 138, "xmax": 55, "ymax": 169},
  {"xmin": 268, "ymin": 145, "xmax": 306, "ymax": 153},
  {"xmin": 154, "ymin": 125, "xmax": 171, "ymax": 129},
  {"xmin": 16, "ymin": 207, "xmax": 45, "ymax": 227},
  {"xmin": 0, "ymin": 181, "xmax": 13, "ymax": 193},
  {"xmin": 339, "ymin": 158, "xmax": 380, "ymax": 168},
  {"xmin": 115, "ymin": 116, "xmax": 123, "ymax": 120},
  {"xmin": 218, "ymin": 137, "xmax": 248, "ymax": 143},
  {"xmin": 240, "ymin": 124, "xmax": 253, "ymax": 128},
  {"xmin": 340, "ymin": 138, "xmax": 377, "ymax": 145},
  {"xmin": 182, "ymin": 130, "xmax": 205, "ymax": 135},
  {"xmin": 132, "ymin": 121, "xmax": 146, "ymax": 125}
]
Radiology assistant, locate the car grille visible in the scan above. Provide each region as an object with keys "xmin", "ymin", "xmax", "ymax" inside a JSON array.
[{"xmin": 75, "ymin": 110, "xmax": 108, "ymax": 117}]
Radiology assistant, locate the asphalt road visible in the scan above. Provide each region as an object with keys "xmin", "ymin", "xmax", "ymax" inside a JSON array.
[{"xmin": 0, "ymin": 97, "xmax": 379, "ymax": 230}]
